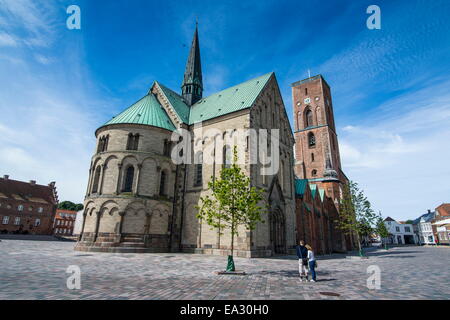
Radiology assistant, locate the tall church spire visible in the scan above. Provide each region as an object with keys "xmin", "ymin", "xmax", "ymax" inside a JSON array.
[{"xmin": 181, "ymin": 23, "xmax": 203, "ymax": 106}]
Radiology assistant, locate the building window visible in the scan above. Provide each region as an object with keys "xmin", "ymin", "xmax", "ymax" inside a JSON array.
[
  {"xmin": 163, "ymin": 139, "xmax": 171, "ymax": 156},
  {"xmin": 29, "ymin": 206, "xmax": 33, "ymax": 212},
  {"xmin": 35, "ymin": 219, "xmax": 41, "ymax": 227},
  {"xmin": 57, "ymin": 220, "xmax": 60, "ymax": 226},
  {"xmin": 14, "ymin": 217, "xmax": 20, "ymax": 225},
  {"xmin": 2, "ymin": 216, "xmax": 9, "ymax": 224},
  {"xmin": 312, "ymin": 169, "xmax": 317, "ymax": 177},
  {"xmin": 308, "ymin": 132, "xmax": 316, "ymax": 148},
  {"xmin": 305, "ymin": 109, "xmax": 314, "ymax": 128},
  {"xmin": 159, "ymin": 171, "xmax": 167, "ymax": 196},
  {"xmin": 126, "ymin": 133, "xmax": 140, "ymax": 151},
  {"xmin": 311, "ymin": 153, "xmax": 315, "ymax": 162},
  {"xmin": 38, "ymin": 207, "xmax": 43, "ymax": 213},
  {"xmin": 97, "ymin": 135, "xmax": 109, "ymax": 153},
  {"xmin": 18, "ymin": 205, "xmax": 23, "ymax": 211},
  {"xmin": 223, "ymin": 145, "xmax": 232, "ymax": 168},
  {"xmin": 194, "ymin": 152, "xmax": 203, "ymax": 187},
  {"xmin": 92, "ymin": 166, "xmax": 101, "ymax": 193},
  {"xmin": 404, "ymin": 226, "xmax": 411, "ymax": 233},
  {"xmin": 396, "ymin": 227, "xmax": 400, "ymax": 232},
  {"xmin": 305, "ymin": 88, "xmax": 308, "ymax": 95},
  {"xmin": 123, "ymin": 166, "xmax": 134, "ymax": 192}
]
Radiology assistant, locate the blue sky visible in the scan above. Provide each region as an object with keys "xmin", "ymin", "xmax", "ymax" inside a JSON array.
[{"xmin": 1, "ymin": 0, "xmax": 449, "ymax": 221}]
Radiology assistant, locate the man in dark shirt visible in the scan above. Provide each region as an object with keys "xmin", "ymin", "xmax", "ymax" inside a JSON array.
[{"xmin": 296, "ymin": 240, "xmax": 308, "ymax": 281}]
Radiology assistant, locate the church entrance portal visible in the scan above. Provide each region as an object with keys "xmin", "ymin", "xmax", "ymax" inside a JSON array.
[{"xmin": 270, "ymin": 208, "xmax": 286, "ymax": 255}]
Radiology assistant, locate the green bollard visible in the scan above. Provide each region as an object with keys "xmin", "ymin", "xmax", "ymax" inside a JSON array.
[{"xmin": 226, "ymin": 255, "xmax": 235, "ymax": 272}]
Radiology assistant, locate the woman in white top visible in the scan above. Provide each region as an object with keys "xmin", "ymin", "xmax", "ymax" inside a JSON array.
[{"xmin": 305, "ymin": 244, "xmax": 316, "ymax": 282}]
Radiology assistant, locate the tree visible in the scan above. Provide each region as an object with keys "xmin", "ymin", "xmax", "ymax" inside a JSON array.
[
  {"xmin": 376, "ymin": 212, "xmax": 390, "ymax": 250},
  {"xmin": 58, "ymin": 201, "xmax": 84, "ymax": 211},
  {"xmin": 197, "ymin": 146, "xmax": 266, "ymax": 271},
  {"xmin": 335, "ymin": 181, "xmax": 377, "ymax": 257}
]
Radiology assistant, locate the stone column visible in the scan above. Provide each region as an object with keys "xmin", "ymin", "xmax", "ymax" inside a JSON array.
[
  {"xmin": 98, "ymin": 164, "xmax": 106, "ymax": 195},
  {"xmin": 93, "ymin": 211, "xmax": 101, "ymax": 243},
  {"xmin": 79, "ymin": 211, "xmax": 87, "ymax": 242},
  {"xmin": 115, "ymin": 163, "xmax": 123, "ymax": 194},
  {"xmin": 116, "ymin": 211, "xmax": 125, "ymax": 243},
  {"xmin": 85, "ymin": 167, "xmax": 93, "ymax": 196},
  {"xmin": 134, "ymin": 164, "xmax": 142, "ymax": 196}
]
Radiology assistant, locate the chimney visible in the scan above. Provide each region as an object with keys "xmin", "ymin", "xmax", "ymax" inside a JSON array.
[
  {"xmin": 3, "ymin": 175, "xmax": 9, "ymax": 180},
  {"xmin": 428, "ymin": 209, "xmax": 431, "ymax": 214},
  {"xmin": 30, "ymin": 180, "xmax": 36, "ymax": 185}
]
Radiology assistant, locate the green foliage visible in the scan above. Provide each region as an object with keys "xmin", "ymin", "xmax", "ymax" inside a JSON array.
[
  {"xmin": 335, "ymin": 181, "xmax": 377, "ymax": 254},
  {"xmin": 197, "ymin": 146, "xmax": 267, "ymax": 259},
  {"xmin": 376, "ymin": 213, "xmax": 390, "ymax": 239},
  {"xmin": 58, "ymin": 201, "xmax": 84, "ymax": 211}
]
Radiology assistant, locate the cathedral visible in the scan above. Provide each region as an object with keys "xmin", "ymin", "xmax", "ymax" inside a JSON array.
[{"xmin": 75, "ymin": 26, "xmax": 349, "ymax": 257}]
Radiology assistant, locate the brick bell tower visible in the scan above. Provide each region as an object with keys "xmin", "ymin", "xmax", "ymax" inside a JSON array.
[{"xmin": 292, "ymin": 75, "xmax": 347, "ymax": 205}]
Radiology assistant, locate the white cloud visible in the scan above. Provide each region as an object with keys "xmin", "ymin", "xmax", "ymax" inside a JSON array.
[
  {"xmin": 340, "ymin": 80, "xmax": 450, "ymax": 220},
  {"xmin": 0, "ymin": 32, "xmax": 18, "ymax": 46},
  {"xmin": 0, "ymin": 0, "xmax": 107, "ymax": 204}
]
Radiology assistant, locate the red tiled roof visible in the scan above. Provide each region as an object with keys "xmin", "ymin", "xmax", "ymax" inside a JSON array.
[
  {"xmin": 55, "ymin": 209, "xmax": 78, "ymax": 219},
  {"xmin": 436, "ymin": 203, "xmax": 450, "ymax": 217},
  {"xmin": 0, "ymin": 176, "xmax": 58, "ymax": 205}
]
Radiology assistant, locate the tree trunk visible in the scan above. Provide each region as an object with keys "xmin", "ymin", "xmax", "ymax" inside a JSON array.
[{"xmin": 356, "ymin": 233, "xmax": 363, "ymax": 256}]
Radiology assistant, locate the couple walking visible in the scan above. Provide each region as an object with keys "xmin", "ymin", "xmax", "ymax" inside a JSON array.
[{"xmin": 296, "ymin": 240, "xmax": 317, "ymax": 282}]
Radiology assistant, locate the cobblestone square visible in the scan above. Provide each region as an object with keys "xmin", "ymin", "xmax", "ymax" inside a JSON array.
[{"xmin": 0, "ymin": 240, "xmax": 449, "ymax": 300}]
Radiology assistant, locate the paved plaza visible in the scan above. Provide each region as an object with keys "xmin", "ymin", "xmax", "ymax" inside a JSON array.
[{"xmin": 0, "ymin": 240, "xmax": 449, "ymax": 300}]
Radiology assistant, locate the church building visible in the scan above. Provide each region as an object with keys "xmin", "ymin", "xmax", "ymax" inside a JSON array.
[{"xmin": 75, "ymin": 26, "xmax": 348, "ymax": 257}]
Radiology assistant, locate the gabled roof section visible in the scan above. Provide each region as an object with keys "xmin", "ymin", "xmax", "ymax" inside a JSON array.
[
  {"xmin": 384, "ymin": 216, "xmax": 396, "ymax": 222},
  {"xmin": 189, "ymin": 72, "xmax": 273, "ymax": 124},
  {"xmin": 295, "ymin": 179, "xmax": 308, "ymax": 197},
  {"xmin": 309, "ymin": 183, "xmax": 318, "ymax": 199},
  {"xmin": 157, "ymin": 81, "xmax": 190, "ymax": 124},
  {"xmin": 318, "ymin": 188, "xmax": 325, "ymax": 201},
  {"xmin": 0, "ymin": 177, "xmax": 58, "ymax": 205},
  {"xmin": 104, "ymin": 93, "xmax": 176, "ymax": 131}
]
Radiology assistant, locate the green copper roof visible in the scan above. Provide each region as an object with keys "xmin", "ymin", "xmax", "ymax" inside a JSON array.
[
  {"xmin": 157, "ymin": 82, "xmax": 190, "ymax": 124},
  {"xmin": 188, "ymin": 72, "xmax": 273, "ymax": 124},
  {"xmin": 104, "ymin": 93, "xmax": 176, "ymax": 131},
  {"xmin": 295, "ymin": 179, "xmax": 308, "ymax": 197},
  {"xmin": 309, "ymin": 183, "xmax": 318, "ymax": 198}
]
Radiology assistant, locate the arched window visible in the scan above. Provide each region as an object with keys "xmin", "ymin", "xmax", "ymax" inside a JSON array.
[
  {"xmin": 194, "ymin": 152, "xmax": 203, "ymax": 187},
  {"xmin": 311, "ymin": 153, "xmax": 315, "ymax": 162},
  {"xmin": 159, "ymin": 171, "xmax": 167, "ymax": 196},
  {"xmin": 305, "ymin": 109, "xmax": 314, "ymax": 128},
  {"xmin": 97, "ymin": 135, "xmax": 109, "ymax": 153},
  {"xmin": 223, "ymin": 145, "xmax": 232, "ymax": 168},
  {"xmin": 163, "ymin": 139, "xmax": 171, "ymax": 156},
  {"xmin": 91, "ymin": 166, "xmax": 101, "ymax": 193},
  {"xmin": 312, "ymin": 169, "xmax": 317, "ymax": 177},
  {"xmin": 123, "ymin": 166, "xmax": 134, "ymax": 192},
  {"xmin": 308, "ymin": 132, "xmax": 316, "ymax": 148},
  {"xmin": 126, "ymin": 133, "xmax": 140, "ymax": 151}
]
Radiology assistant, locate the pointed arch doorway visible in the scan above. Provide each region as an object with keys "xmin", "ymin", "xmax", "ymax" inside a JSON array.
[{"xmin": 270, "ymin": 207, "xmax": 286, "ymax": 255}]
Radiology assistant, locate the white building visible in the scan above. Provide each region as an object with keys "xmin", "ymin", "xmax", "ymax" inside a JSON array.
[
  {"xmin": 72, "ymin": 210, "xmax": 84, "ymax": 237},
  {"xmin": 413, "ymin": 210, "xmax": 436, "ymax": 245},
  {"xmin": 384, "ymin": 217, "xmax": 417, "ymax": 245}
]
